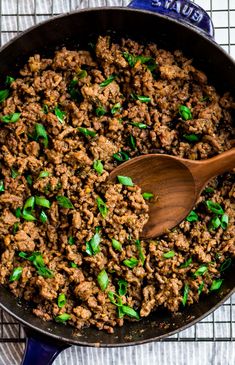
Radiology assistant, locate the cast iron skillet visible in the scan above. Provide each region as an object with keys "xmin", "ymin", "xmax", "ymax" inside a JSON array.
[{"xmin": 0, "ymin": 1, "xmax": 234, "ymax": 364}]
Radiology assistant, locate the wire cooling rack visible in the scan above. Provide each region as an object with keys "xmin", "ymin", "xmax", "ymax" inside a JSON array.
[{"xmin": 0, "ymin": 0, "xmax": 234, "ymax": 344}]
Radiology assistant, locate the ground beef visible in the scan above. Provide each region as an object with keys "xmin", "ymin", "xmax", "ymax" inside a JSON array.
[{"xmin": 0, "ymin": 35, "xmax": 234, "ymax": 334}]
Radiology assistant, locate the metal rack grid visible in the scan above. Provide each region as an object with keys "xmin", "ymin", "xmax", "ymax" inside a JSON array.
[{"xmin": 0, "ymin": 0, "xmax": 234, "ymax": 344}]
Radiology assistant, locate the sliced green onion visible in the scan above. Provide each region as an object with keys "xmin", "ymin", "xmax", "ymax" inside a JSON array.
[
  {"xmin": 95, "ymin": 106, "xmax": 106, "ymax": 117},
  {"xmin": 93, "ymin": 160, "xmax": 103, "ymax": 175},
  {"xmin": 128, "ymin": 134, "xmax": 136, "ymax": 150},
  {"xmin": 0, "ymin": 180, "xmax": 4, "ymax": 192},
  {"xmin": 142, "ymin": 192, "xmax": 154, "ymax": 200},
  {"xmin": 9, "ymin": 267, "xmax": 23, "ymax": 282},
  {"xmin": 15, "ymin": 207, "xmax": 21, "ymax": 218},
  {"xmin": 18, "ymin": 252, "xmax": 28, "ymax": 259},
  {"xmin": 205, "ymin": 200, "xmax": 224, "ymax": 215},
  {"xmin": 183, "ymin": 134, "xmax": 199, "ymax": 142},
  {"xmin": 96, "ymin": 197, "xmax": 108, "ymax": 218},
  {"xmin": 1, "ymin": 113, "xmax": 21, "ymax": 123},
  {"xmin": 209, "ymin": 216, "xmax": 221, "ymax": 230},
  {"xmin": 58, "ymin": 293, "xmax": 66, "ymax": 308},
  {"xmin": 11, "ymin": 168, "xmax": 19, "ymax": 179},
  {"xmin": 198, "ymin": 282, "xmax": 204, "ymax": 295},
  {"xmin": 111, "ymin": 103, "xmax": 121, "ymax": 115},
  {"xmin": 77, "ymin": 69, "xmax": 87, "ymax": 79},
  {"xmin": 39, "ymin": 210, "xmax": 48, "ymax": 223},
  {"xmin": 123, "ymin": 257, "xmax": 138, "ymax": 268},
  {"xmin": 54, "ymin": 106, "xmax": 65, "ymax": 123},
  {"xmin": 22, "ymin": 196, "xmax": 36, "ymax": 221},
  {"xmin": 220, "ymin": 258, "xmax": 232, "ymax": 272},
  {"xmin": 193, "ymin": 265, "xmax": 208, "ymax": 277},
  {"xmin": 39, "ymin": 171, "xmax": 50, "ymax": 178},
  {"xmin": 179, "ymin": 105, "xmax": 192, "ymax": 120},
  {"xmin": 70, "ymin": 262, "xmax": 77, "ymax": 268},
  {"xmin": 120, "ymin": 305, "xmax": 140, "ymax": 320},
  {"xmin": 210, "ymin": 279, "xmax": 223, "ymax": 291},
  {"xmin": 118, "ymin": 279, "xmax": 128, "ymax": 296},
  {"xmin": 42, "ymin": 104, "xmax": 49, "ymax": 114},
  {"xmin": 68, "ymin": 236, "xmax": 75, "ymax": 245},
  {"xmin": 55, "ymin": 313, "xmax": 71, "ymax": 323},
  {"xmin": 35, "ymin": 196, "xmax": 50, "ymax": 208},
  {"xmin": 221, "ymin": 214, "xmax": 229, "ymax": 230},
  {"xmin": 86, "ymin": 232, "xmax": 101, "ymax": 256},
  {"xmin": 186, "ymin": 210, "xmax": 199, "ymax": 222},
  {"xmin": 132, "ymin": 94, "xmax": 151, "ymax": 103},
  {"xmin": 22, "ymin": 211, "xmax": 36, "ymax": 221},
  {"xmin": 108, "ymin": 291, "xmax": 123, "ymax": 307},
  {"xmin": 78, "ymin": 127, "xmax": 96, "ymax": 137},
  {"xmin": 111, "ymin": 239, "xmax": 122, "ymax": 252},
  {"xmin": 117, "ymin": 175, "xmax": 134, "ymax": 187},
  {"xmin": 135, "ymin": 240, "xmax": 145, "ymax": 265},
  {"xmin": 123, "ymin": 52, "xmax": 157, "ymax": 72},
  {"xmin": 182, "ymin": 283, "xmax": 189, "ymax": 306},
  {"xmin": 68, "ymin": 78, "xmax": 82, "ymax": 102},
  {"xmin": 100, "ymin": 74, "xmax": 116, "ymax": 87},
  {"xmin": 113, "ymin": 151, "xmax": 129, "ymax": 162},
  {"xmin": 179, "ymin": 258, "xmax": 192, "ymax": 268},
  {"xmin": 27, "ymin": 252, "xmax": 53, "ymax": 278},
  {"xmin": 0, "ymin": 89, "xmax": 9, "ymax": 103},
  {"xmin": 26, "ymin": 175, "xmax": 33, "ymax": 185},
  {"xmin": 163, "ymin": 250, "xmax": 175, "ymax": 259},
  {"xmin": 204, "ymin": 187, "xmax": 214, "ymax": 193},
  {"xmin": 123, "ymin": 52, "xmax": 138, "ymax": 67},
  {"xmin": 56, "ymin": 196, "xmax": 74, "ymax": 209},
  {"xmin": 12, "ymin": 222, "xmax": 19, "ymax": 234},
  {"xmin": 97, "ymin": 269, "xmax": 109, "ymax": 291},
  {"xmin": 34, "ymin": 123, "xmax": 48, "ymax": 148},
  {"xmin": 5, "ymin": 76, "xmax": 15, "ymax": 86},
  {"xmin": 130, "ymin": 122, "xmax": 148, "ymax": 129}
]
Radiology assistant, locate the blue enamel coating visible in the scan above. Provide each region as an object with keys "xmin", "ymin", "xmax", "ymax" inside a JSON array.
[
  {"xmin": 21, "ymin": 334, "xmax": 70, "ymax": 365},
  {"xmin": 128, "ymin": 0, "xmax": 214, "ymax": 37}
]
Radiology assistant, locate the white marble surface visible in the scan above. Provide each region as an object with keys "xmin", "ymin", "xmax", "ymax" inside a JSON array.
[{"xmin": 0, "ymin": 1, "xmax": 234, "ymax": 364}]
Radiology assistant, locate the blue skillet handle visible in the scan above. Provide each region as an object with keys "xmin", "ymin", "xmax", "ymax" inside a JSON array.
[
  {"xmin": 128, "ymin": 0, "xmax": 214, "ymax": 38},
  {"xmin": 21, "ymin": 328, "xmax": 70, "ymax": 365}
]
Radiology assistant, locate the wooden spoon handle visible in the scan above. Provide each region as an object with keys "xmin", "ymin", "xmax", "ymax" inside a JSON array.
[{"xmin": 184, "ymin": 148, "xmax": 235, "ymax": 194}]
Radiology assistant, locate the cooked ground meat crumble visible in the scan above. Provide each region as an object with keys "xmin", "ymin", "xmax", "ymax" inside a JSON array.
[{"xmin": 0, "ymin": 35, "xmax": 234, "ymax": 333}]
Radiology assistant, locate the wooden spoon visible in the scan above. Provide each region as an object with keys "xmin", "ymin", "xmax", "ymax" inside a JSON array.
[{"xmin": 109, "ymin": 148, "xmax": 235, "ymax": 239}]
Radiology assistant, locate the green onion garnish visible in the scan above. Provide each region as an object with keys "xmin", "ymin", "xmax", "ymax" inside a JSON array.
[
  {"xmin": 182, "ymin": 283, "xmax": 189, "ymax": 306},
  {"xmin": 93, "ymin": 160, "xmax": 103, "ymax": 175},
  {"xmin": 55, "ymin": 313, "xmax": 71, "ymax": 323},
  {"xmin": 205, "ymin": 200, "xmax": 224, "ymax": 215},
  {"xmin": 39, "ymin": 171, "xmax": 50, "ymax": 178},
  {"xmin": 119, "ymin": 305, "xmax": 140, "ymax": 320},
  {"xmin": 35, "ymin": 196, "xmax": 50, "ymax": 209},
  {"xmin": 68, "ymin": 236, "xmax": 75, "ymax": 245},
  {"xmin": 163, "ymin": 250, "xmax": 175, "ymax": 259},
  {"xmin": 179, "ymin": 105, "xmax": 192, "ymax": 120},
  {"xmin": 39, "ymin": 210, "xmax": 48, "ymax": 223},
  {"xmin": 26, "ymin": 175, "xmax": 33, "ymax": 185},
  {"xmin": 111, "ymin": 239, "xmax": 122, "ymax": 252},
  {"xmin": 1, "ymin": 112, "xmax": 21, "ymax": 123},
  {"xmin": 220, "ymin": 258, "xmax": 232, "ymax": 272},
  {"xmin": 78, "ymin": 127, "xmax": 96, "ymax": 137},
  {"xmin": 56, "ymin": 196, "xmax": 74, "ymax": 209},
  {"xmin": 198, "ymin": 282, "xmax": 204, "ymax": 295},
  {"xmin": 12, "ymin": 222, "xmax": 19, "ymax": 234},
  {"xmin": 210, "ymin": 279, "xmax": 223, "ymax": 291},
  {"xmin": 179, "ymin": 258, "xmax": 192, "ymax": 268},
  {"xmin": 5, "ymin": 76, "xmax": 15, "ymax": 86},
  {"xmin": 34, "ymin": 123, "xmax": 48, "ymax": 148},
  {"xmin": 57, "ymin": 293, "xmax": 66, "ymax": 308},
  {"xmin": 209, "ymin": 216, "xmax": 221, "ymax": 230},
  {"xmin": 100, "ymin": 74, "xmax": 116, "ymax": 87},
  {"xmin": 204, "ymin": 187, "xmax": 214, "ymax": 193},
  {"xmin": 183, "ymin": 134, "xmax": 199, "ymax": 142},
  {"xmin": 220, "ymin": 214, "xmax": 229, "ymax": 230},
  {"xmin": 70, "ymin": 262, "xmax": 77, "ymax": 268},
  {"xmin": 193, "ymin": 265, "xmax": 208, "ymax": 277},
  {"xmin": 86, "ymin": 232, "xmax": 101, "ymax": 256},
  {"xmin": 26, "ymin": 252, "xmax": 53, "ymax": 278},
  {"xmin": 123, "ymin": 257, "xmax": 138, "ymax": 268},
  {"xmin": 111, "ymin": 103, "xmax": 121, "ymax": 115},
  {"xmin": 118, "ymin": 279, "xmax": 128, "ymax": 296},
  {"xmin": 96, "ymin": 196, "xmax": 108, "ymax": 218},
  {"xmin": 77, "ymin": 69, "xmax": 87, "ymax": 79},
  {"xmin": 0, "ymin": 180, "xmax": 4, "ymax": 192},
  {"xmin": 54, "ymin": 106, "xmax": 65, "ymax": 123},
  {"xmin": 130, "ymin": 122, "xmax": 148, "ymax": 129},
  {"xmin": 15, "ymin": 207, "xmax": 21, "ymax": 218},
  {"xmin": 117, "ymin": 176, "xmax": 134, "ymax": 187},
  {"xmin": 142, "ymin": 192, "xmax": 154, "ymax": 200},
  {"xmin": 9, "ymin": 267, "xmax": 23, "ymax": 282},
  {"xmin": 95, "ymin": 106, "xmax": 106, "ymax": 117},
  {"xmin": 42, "ymin": 104, "xmax": 49, "ymax": 114},
  {"xmin": 128, "ymin": 134, "xmax": 136, "ymax": 150},
  {"xmin": 113, "ymin": 151, "xmax": 129, "ymax": 162},
  {"xmin": 11, "ymin": 168, "xmax": 19, "ymax": 179},
  {"xmin": 186, "ymin": 210, "xmax": 199, "ymax": 222},
  {"xmin": 22, "ymin": 196, "xmax": 36, "ymax": 221},
  {"xmin": 132, "ymin": 94, "xmax": 151, "ymax": 103},
  {"xmin": 0, "ymin": 89, "xmax": 9, "ymax": 103},
  {"xmin": 97, "ymin": 269, "xmax": 109, "ymax": 291}
]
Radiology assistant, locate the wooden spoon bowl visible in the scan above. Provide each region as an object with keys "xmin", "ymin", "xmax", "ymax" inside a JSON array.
[{"xmin": 109, "ymin": 148, "xmax": 235, "ymax": 239}]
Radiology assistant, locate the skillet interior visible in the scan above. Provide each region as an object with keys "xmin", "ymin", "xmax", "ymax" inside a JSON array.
[{"xmin": 0, "ymin": 8, "xmax": 234, "ymax": 346}]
